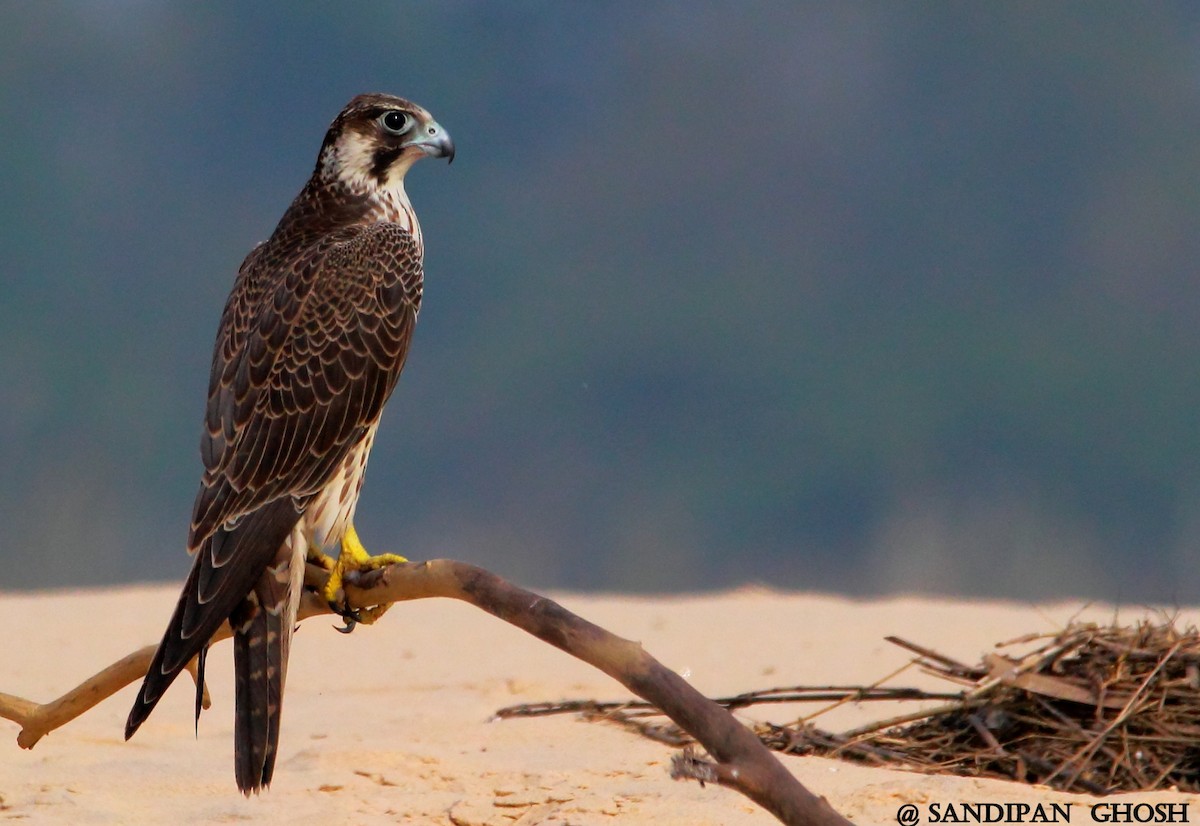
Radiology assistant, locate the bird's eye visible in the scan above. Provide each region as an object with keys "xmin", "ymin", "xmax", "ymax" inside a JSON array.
[{"xmin": 380, "ymin": 110, "xmax": 411, "ymax": 135}]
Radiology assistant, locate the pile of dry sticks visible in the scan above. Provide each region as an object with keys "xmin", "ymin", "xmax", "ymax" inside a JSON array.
[{"xmin": 497, "ymin": 619, "xmax": 1200, "ymax": 794}]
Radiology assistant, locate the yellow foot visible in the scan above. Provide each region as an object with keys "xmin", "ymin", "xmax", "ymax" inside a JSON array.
[{"xmin": 322, "ymin": 524, "xmax": 407, "ymax": 633}]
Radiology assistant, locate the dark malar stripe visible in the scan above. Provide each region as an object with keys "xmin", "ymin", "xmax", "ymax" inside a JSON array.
[{"xmin": 370, "ymin": 146, "xmax": 406, "ymax": 183}]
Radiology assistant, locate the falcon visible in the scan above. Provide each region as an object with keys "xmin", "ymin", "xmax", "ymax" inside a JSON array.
[{"xmin": 124, "ymin": 93, "xmax": 454, "ymax": 793}]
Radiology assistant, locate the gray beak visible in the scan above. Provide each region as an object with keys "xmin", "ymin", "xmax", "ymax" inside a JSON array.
[{"xmin": 412, "ymin": 121, "xmax": 454, "ymax": 163}]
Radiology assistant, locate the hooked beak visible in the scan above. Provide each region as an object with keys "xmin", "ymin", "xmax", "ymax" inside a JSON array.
[{"xmin": 409, "ymin": 120, "xmax": 455, "ymax": 164}]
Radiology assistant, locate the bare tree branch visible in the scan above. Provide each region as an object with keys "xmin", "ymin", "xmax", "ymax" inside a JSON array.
[{"xmin": 2, "ymin": 559, "xmax": 852, "ymax": 826}]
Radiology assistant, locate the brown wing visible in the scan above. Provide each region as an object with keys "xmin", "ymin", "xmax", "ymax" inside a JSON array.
[
  {"xmin": 125, "ymin": 222, "xmax": 423, "ymax": 749},
  {"xmin": 190, "ymin": 222, "xmax": 423, "ymax": 553}
]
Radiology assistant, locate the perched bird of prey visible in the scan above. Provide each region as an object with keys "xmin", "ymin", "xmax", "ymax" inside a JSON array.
[{"xmin": 124, "ymin": 93, "xmax": 453, "ymax": 793}]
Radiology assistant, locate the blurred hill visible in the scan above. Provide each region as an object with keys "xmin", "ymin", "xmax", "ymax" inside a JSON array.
[{"xmin": 2, "ymin": 3, "xmax": 1199, "ymax": 600}]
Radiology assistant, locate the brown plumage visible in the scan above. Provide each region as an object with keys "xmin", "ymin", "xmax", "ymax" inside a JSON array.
[{"xmin": 124, "ymin": 93, "xmax": 453, "ymax": 793}]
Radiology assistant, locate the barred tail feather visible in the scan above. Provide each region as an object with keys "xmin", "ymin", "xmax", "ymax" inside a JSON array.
[
  {"xmin": 232, "ymin": 529, "xmax": 304, "ymax": 794},
  {"xmin": 125, "ymin": 498, "xmax": 302, "ymax": 744}
]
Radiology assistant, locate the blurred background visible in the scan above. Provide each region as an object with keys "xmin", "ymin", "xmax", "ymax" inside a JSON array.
[{"xmin": 2, "ymin": 3, "xmax": 1199, "ymax": 601}]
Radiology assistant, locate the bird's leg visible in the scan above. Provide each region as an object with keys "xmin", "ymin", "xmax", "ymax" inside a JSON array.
[
  {"xmin": 323, "ymin": 523, "xmax": 406, "ymax": 632},
  {"xmin": 305, "ymin": 544, "xmax": 334, "ymax": 571}
]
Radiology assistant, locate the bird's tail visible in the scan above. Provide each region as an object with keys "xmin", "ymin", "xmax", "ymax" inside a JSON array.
[
  {"xmin": 125, "ymin": 498, "xmax": 303, "ymax": 772},
  {"xmin": 231, "ymin": 531, "xmax": 304, "ymax": 793}
]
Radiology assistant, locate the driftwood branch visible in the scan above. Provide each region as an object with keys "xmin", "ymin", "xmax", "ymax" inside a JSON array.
[{"xmin": 2, "ymin": 559, "xmax": 851, "ymax": 826}]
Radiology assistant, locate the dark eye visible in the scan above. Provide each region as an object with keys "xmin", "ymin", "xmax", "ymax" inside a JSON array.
[{"xmin": 380, "ymin": 110, "xmax": 411, "ymax": 135}]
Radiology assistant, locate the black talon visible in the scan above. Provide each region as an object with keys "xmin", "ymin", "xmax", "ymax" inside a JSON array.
[{"xmin": 330, "ymin": 600, "xmax": 360, "ymax": 634}]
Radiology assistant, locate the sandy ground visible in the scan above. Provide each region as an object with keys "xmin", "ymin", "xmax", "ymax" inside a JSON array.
[{"xmin": 3, "ymin": 584, "xmax": 1199, "ymax": 824}]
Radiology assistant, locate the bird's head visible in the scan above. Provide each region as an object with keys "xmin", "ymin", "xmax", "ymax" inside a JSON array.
[{"xmin": 316, "ymin": 93, "xmax": 454, "ymax": 195}]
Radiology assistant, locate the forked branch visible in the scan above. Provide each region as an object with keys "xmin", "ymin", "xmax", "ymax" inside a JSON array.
[{"xmin": 1, "ymin": 559, "xmax": 852, "ymax": 826}]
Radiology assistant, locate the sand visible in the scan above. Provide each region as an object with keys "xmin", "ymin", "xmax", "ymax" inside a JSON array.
[{"xmin": 3, "ymin": 584, "xmax": 1199, "ymax": 824}]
